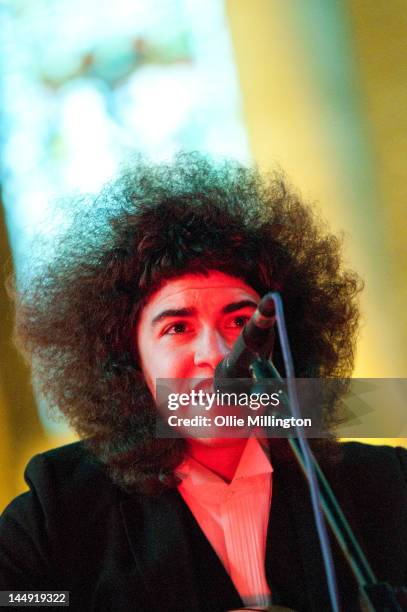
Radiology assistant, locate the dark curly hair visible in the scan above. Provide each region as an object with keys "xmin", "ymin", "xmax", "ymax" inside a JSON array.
[{"xmin": 14, "ymin": 152, "xmax": 363, "ymax": 493}]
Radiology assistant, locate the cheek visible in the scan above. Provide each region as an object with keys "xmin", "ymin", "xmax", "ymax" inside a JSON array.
[
  {"xmin": 140, "ymin": 341, "xmax": 195, "ymax": 390},
  {"xmin": 156, "ymin": 344, "xmax": 194, "ymax": 379}
]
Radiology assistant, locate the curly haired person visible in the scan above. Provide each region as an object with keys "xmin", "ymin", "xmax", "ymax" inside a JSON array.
[{"xmin": 1, "ymin": 153, "xmax": 406, "ymax": 611}]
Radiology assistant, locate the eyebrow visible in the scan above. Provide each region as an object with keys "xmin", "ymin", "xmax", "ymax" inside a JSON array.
[
  {"xmin": 151, "ymin": 300, "xmax": 258, "ymax": 326},
  {"xmin": 151, "ymin": 307, "xmax": 195, "ymax": 326},
  {"xmin": 222, "ymin": 299, "xmax": 258, "ymax": 314}
]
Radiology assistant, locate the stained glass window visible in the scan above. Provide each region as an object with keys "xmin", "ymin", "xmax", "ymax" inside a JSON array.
[{"xmin": 1, "ymin": 0, "xmax": 249, "ymax": 433}]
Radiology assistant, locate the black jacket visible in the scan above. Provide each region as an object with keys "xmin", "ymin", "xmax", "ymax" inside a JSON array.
[{"xmin": 0, "ymin": 441, "xmax": 406, "ymax": 611}]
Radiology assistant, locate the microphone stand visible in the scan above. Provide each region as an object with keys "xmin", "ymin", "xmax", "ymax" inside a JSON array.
[{"xmin": 248, "ymin": 292, "xmax": 404, "ymax": 612}]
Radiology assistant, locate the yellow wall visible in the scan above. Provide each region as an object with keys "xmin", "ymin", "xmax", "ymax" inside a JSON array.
[
  {"xmin": 345, "ymin": 0, "xmax": 407, "ymax": 371},
  {"xmin": 226, "ymin": 0, "xmax": 407, "ymax": 379},
  {"xmin": 0, "ymin": 386, "xmax": 14, "ymax": 510},
  {"xmin": 226, "ymin": 1, "xmax": 406, "ymax": 448}
]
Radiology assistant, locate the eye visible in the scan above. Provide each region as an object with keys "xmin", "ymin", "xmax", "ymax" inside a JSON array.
[
  {"xmin": 163, "ymin": 321, "xmax": 190, "ymax": 335},
  {"xmin": 225, "ymin": 314, "xmax": 250, "ymax": 329}
]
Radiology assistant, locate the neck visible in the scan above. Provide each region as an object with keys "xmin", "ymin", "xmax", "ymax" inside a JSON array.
[{"xmin": 186, "ymin": 437, "xmax": 248, "ymax": 483}]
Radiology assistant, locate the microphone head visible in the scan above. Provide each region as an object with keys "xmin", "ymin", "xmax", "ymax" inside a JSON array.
[{"xmin": 257, "ymin": 293, "xmax": 276, "ymax": 319}]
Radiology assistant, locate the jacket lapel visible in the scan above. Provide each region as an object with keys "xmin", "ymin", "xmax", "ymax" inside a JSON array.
[
  {"xmin": 120, "ymin": 489, "xmax": 201, "ymax": 612},
  {"xmin": 266, "ymin": 444, "xmax": 332, "ymax": 611}
]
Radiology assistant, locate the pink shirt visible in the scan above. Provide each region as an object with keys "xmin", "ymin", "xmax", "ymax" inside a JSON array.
[{"xmin": 177, "ymin": 437, "xmax": 273, "ymax": 608}]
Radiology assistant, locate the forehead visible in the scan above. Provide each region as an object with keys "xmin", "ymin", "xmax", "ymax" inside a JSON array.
[{"xmin": 142, "ymin": 271, "xmax": 260, "ymax": 314}]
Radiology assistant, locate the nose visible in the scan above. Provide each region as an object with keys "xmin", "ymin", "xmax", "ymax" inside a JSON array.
[{"xmin": 193, "ymin": 327, "xmax": 230, "ymax": 372}]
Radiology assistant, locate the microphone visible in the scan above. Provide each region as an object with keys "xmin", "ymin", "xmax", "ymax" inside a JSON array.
[{"xmin": 215, "ymin": 292, "xmax": 275, "ymax": 383}]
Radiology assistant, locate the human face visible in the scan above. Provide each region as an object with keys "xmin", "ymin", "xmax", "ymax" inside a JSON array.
[{"xmin": 136, "ymin": 270, "xmax": 260, "ymax": 396}]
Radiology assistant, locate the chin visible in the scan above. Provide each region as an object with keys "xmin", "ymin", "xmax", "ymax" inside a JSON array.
[{"xmin": 187, "ymin": 437, "xmax": 247, "ymax": 448}]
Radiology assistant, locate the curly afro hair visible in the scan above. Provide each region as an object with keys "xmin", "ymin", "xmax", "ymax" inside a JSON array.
[{"xmin": 14, "ymin": 152, "xmax": 363, "ymax": 493}]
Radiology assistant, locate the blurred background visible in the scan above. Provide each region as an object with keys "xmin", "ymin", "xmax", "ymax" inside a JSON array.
[{"xmin": 1, "ymin": 0, "xmax": 406, "ymax": 511}]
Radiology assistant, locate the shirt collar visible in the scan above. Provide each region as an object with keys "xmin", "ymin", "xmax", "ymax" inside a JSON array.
[{"xmin": 177, "ymin": 436, "xmax": 273, "ymax": 491}]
